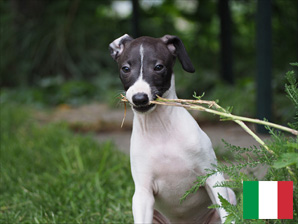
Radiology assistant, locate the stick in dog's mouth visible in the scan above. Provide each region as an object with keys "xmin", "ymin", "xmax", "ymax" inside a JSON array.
[{"xmin": 120, "ymin": 94, "xmax": 158, "ymax": 105}]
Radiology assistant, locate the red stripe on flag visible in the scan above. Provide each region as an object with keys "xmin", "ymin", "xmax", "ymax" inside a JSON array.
[{"xmin": 278, "ymin": 181, "xmax": 293, "ymax": 219}]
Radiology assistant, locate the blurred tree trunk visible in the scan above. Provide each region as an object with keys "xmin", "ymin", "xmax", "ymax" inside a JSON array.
[
  {"xmin": 10, "ymin": 0, "xmax": 48, "ymax": 85},
  {"xmin": 297, "ymin": 1, "xmax": 298, "ymax": 69},
  {"xmin": 11, "ymin": 0, "xmax": 46, "ymax": 19},
  {"xmin": 218, "ymin": 0, "xmax": 234, "ymax": 84},
  {"xmin": 256, "ymin": 0, "xmax": 272, "ymax": 133},
  {"xmin": 132, "ymin": 0, "xmax": 140, "ymax": 37},
  {"xmin": 193, "ymin": 0, "xmax": 216, "ymax": 70}
]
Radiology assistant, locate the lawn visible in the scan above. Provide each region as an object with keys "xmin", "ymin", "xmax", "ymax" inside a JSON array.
[{"xmin": 0, "ymin": 103, "xmax": 134, "ymax": 223}]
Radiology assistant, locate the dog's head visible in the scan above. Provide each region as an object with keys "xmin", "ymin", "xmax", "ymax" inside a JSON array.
[{"xmin": 109, "ymin": 34, "xmax": 195, "ymax": 113}]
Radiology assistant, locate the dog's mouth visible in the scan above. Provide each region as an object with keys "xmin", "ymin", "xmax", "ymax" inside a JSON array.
[{"xmin": 133, "ymin": 104, "xmax": 156, "ymax": 113}]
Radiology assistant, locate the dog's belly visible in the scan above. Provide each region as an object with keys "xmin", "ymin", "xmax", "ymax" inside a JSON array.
[{"xmin": 152, "ymin": 155, "xmax": 214, "ymax": 223}]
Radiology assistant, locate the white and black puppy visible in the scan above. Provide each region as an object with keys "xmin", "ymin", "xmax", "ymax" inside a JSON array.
[{"xmin": 109, "ymin": 34, "xmax": 236, "ymax": 224}]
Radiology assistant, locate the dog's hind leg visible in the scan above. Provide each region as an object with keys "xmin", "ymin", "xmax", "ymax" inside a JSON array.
[
  {"xmin": 153, "ymin": 210, "xmax": 170, "ymax": 224},
  {"xmin": 203, "ymin": 209, "xmax": 221, "ymax": 224},
  {"xmin": 205, "ymin": 173, "xmax": 233, "ymax": 223},
  {"xmin": 228, "ymin": 187, "xmax": 237, "ymax": 205}
]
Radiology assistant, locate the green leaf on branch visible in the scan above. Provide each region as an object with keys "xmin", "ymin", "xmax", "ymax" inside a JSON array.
[
  {"xmin": 193, "ymin": 91, "xmax": 205, "ymax": 100},
  {"xmin": 285, "ymin": 67, "xmax": 298, "ymax": 129},
  {"xmin": 208, "ymin": 204, "xmax": 220, "ymax": 209},
  {"xmin": 290, "ymin": 62, "xmax": 298, "ymax": 66},
  {"xmin": 273, "ymin": 152, "xmax": 298, "ymax": 169}
]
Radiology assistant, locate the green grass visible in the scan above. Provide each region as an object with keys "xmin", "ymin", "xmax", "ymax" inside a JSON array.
[{"xmin": 0, "ymin": 103, "xmax": 133, "ymax": 223}]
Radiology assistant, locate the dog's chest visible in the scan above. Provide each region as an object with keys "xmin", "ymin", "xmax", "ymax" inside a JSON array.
[
  {"xmin": 130, "ymin": 107, "xmax": 213, "ymax": 180},
  {"xmin": 150, "ymin": 139, "xmax": 199, "ymax": 192},
  {"xmin": 130, "ymin": 123, "xmax": 205, "ymax": 193}
]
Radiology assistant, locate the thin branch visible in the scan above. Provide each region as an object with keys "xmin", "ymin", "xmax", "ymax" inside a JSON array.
[
  {"xmin": 121, "ymin": 95, "xmax": 298, "ymax": 151},
  {"xmin": 121, "ymin": 94, "xmax": 297, "ymax": 182},
  {"xmin": 153, "ymin": 97, "xmax": 298, "ymax": 136},
  {"xmin": 120, "ymin": 95, "xmax": 298, "ymax": 152}
]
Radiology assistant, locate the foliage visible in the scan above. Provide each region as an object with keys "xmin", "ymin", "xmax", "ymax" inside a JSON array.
[
  {"xmin": 285, "ymin": 63, "xmax": 298, "ymax": 129},
  {"xmin": 0, "ymin": 75, "xmax": 121, "ymax": 106},
  {"xmin": 0, "ymin": 0, "xmax": 125, "ymax": 87},
  {"xmin": 0, "ymin": 103, "xmax": 134, "ymax": 223},
  {"xmin": 1, "ymin": 0, "xmax": 297, "ymax": 123},
  {"xmin": 205, "ymin": 77, "xmax": 256, "ymax": 117},
  {"xmin": 1, "ymin": 0, "xmax": 297, "ymax": 91},
  {"xmin": 181, "ymin": 66, "xmax": 298, "ymax": 223}
]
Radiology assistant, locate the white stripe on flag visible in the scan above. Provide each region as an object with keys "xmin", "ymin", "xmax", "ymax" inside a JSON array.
[{"xmin": 259, "ymin": 181, "xmax": 278, "ymax": 219}]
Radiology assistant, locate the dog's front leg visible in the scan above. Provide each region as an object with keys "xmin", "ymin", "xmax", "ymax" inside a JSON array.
[{"xmin": 132, "ymin": 187, "xmax": 155, "ymax": 224}]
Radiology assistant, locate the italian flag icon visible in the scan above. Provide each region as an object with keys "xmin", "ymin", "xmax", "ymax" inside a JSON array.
[{"xmin": 243, "ymin": 181, "xmax": 293, "ymax": 219}]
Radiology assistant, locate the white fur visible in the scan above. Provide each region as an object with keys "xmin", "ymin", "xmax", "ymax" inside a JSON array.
[
  {"xmin": 130, "ymin": 75, "xmax": 235, "ymax": 223},
  {"xmin": 126, "ymin": 78, "xmax": 152, "ymax": 105},
  {"xmin": 140, "ymin": 45, "xmax": 144, "ymax": 79},
  {"xmin": 109, "ymin": 35, "xmax": 236, "ymax": 223}
]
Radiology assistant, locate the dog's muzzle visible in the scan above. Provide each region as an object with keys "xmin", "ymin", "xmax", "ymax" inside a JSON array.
[{"xmin": 132, "ymin": 93, "xmax": 156, "ymax": 113}]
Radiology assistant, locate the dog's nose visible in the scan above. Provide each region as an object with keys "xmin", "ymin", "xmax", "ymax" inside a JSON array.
[{"xmin": 132, "ymin": 93, "xmax": 149, "ymax": 106}]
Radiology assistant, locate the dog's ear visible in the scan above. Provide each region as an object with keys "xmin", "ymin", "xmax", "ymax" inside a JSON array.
[
  {"xmin": 109, "ymin": 34, "xmax": 133, "ymax": 61},
  {"xmin": 161, "ymin": 35, "xmax": 195, "ymax": 73}
]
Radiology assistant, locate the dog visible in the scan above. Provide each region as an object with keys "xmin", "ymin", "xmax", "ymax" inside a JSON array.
[{"xmin": 109, "ymin": 34, "xmax": 236, "ymax": 223}]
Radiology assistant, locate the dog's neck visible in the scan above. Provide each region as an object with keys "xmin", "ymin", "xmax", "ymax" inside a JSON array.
[{"xmin": 132, "ymin": 74, "xmax": 179, "ymax": 134}]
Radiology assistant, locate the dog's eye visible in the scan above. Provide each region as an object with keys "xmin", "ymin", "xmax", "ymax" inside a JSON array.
[
  {"xmin": 121, "ymin": 66, "xmax": 131, "ymax": 73},
  {"xmin": 154, "ymin": 64, "xmax": 164, "ymax": 71}
]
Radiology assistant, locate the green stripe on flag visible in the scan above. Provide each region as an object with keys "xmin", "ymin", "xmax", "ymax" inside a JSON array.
[{"xmin": 243, "ymin": 181, "xmax": 259, "ymax": 219}]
